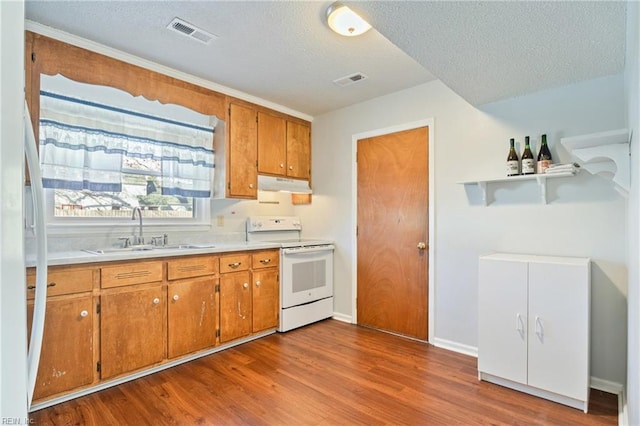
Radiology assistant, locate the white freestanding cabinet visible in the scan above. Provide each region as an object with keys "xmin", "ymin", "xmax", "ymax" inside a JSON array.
[{"xmin": 478, "ymin": 253, "xmax": 591, "ymax": 412}]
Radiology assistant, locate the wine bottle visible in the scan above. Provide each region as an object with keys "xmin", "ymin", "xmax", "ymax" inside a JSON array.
[
  {"xmin": 506, "ymin": 138, "xmax": 519, "ymax": 176},
  {"xmin": 521, "ymin": 136, "xmax": 535, "ymax": 175},
  {"xmin": 537, "ymin": 134, "xmax": 553, "ymax": 174}
]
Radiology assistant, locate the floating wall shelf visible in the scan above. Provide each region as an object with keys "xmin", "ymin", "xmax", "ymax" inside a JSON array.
[
  {"xmin": 458, "ymin": 171, "xmax": 578, "ymax": 205},
  {"xmin": 560, "ymin": 128, "xmax": 630, "ymax": 196}
]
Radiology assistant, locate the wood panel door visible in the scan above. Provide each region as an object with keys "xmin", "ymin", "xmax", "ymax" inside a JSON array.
[
  {"xmin": 252, "ymin": 268, "xmax": 279, "ymax": 333},
  {"xmin": 219, "ymin": 271, "xmax": 252, "ymax": 342},
  {"xmin": 167, "ymin": 277, "xmax": 217, "ymax": 358},
  {"xmin": 27, "ymin": 295, "xmax": 94, "ymax": 400},
  {"xmin": 228, "ymin": 103, "xmax": 257, "ymax": 198},
  {"xmin": 286, "ymin": 121, "xmax": 311, "ymax": 180},
  {"xmin": 356, "ymin": 126, "xmax": 429, "ymax": 340},
  {"xmin": 257, "ymin": 112, "xmax": 286, "ymax": 176},
  {"xmin": 100, "ymin": 285, "xmax": 165, "ymax": 379}
]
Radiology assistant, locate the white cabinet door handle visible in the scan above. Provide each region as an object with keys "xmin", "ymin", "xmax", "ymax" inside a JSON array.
[
  {"xmin": 153, "ymin": 297, "xmax": 160, "ymax": 305},
  {"xmin": 516, "ymin": 313, "xmax": 525, "ymax": 335},
  {"xmin": 535, "ymin": 316, "xmax": 544, "ymax": 340},
  {"xmin": 80, "ymin": 310, "xmax": 88, "ymax": 318},
  {"xmin": 173, "ymin": 294, "xmax": 179, "ymax": 301},
  {"xmin": 255, "ymin": 281, "xmax": 261, "ymax": 287},
  {"xmin": 243, "ymin": 282, "xmax": 249, "ymax": 289}
]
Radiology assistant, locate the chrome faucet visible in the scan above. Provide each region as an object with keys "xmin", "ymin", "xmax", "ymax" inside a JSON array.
[{"xmin": 131, "ymin": 207, "xmax": 144, "ymax": 245}]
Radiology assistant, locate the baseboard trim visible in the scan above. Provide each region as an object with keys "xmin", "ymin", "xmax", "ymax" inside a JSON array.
[
  {"xmin": 332, "ymin": 313, "xmax": 353, "ymax": 324},
  {"xmin": 591, "ymin": 377, "xmax": 624, "ymax": 394},
  {"xmin": 431, "ymin": 337, "xmax": 478, "ymax": 357}
]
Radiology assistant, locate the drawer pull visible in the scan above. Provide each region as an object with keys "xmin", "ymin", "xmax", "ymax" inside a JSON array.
[
  {"xmin": 80, "ymin": 310, "xmax": 88, "ymax": 318},
  {"xmin": 27, "ymin": 282, "xmax": 57, "ymax": 291},
  {"xmin": 228, "ymin": 262, "xmax": 242, "ymax": 269},
  {"xmin": 153, "ymin": 298, "xmax": 160, "ymax": 305},
  {"xmin": 177, "ymin": 265, "xmax": 206, "ymax": 272},
  {"xmin": 259, "ymin": 259, "xmax": 271, "ymax": 265}
]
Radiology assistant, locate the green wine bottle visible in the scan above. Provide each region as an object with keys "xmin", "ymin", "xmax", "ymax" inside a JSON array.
[
  {"xmin": 537, "ymin": 134, "xmax": 553, "ymax": 173},
  {"xmin": 521, "ymin": 136, "xmax": 535, "ymax": 175},
  {"xmin": 507, "ymin": 138, "xmax": 519, "ymax": 176}
]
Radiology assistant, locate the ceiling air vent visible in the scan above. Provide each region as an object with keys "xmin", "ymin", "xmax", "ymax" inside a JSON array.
[
  {"xmin": 166, "ymin": 18, "xmax": 217, "ymax": 45},
  {"xmin": 333, "ymin": 72, "xmax": 368, "ymax": 87}
]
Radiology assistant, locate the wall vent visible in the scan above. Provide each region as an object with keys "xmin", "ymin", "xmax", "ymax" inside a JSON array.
[
  {"xmin": 333, "ymin": 72, "xmax": 368, "ymax": 87},
  {"xmin": 166, "ymin": 18, "xmax": 217, "ymax": 45}
]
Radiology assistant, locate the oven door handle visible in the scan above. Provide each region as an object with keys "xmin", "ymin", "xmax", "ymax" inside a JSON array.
[{"xmin": 282, "ymin": 245, "xmax": 335, "ymax": 255}]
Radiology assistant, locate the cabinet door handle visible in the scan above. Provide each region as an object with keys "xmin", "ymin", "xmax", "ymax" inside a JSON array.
[
  {"xmin": 289, "ymin": 165, "xmax": 294, "ymax": 170},
  {"xmin": 153, "ymin": 298, "xmax": 160, "ymax": 305},
  {"xmin": 80, "ymin": 310, "xmax": 88, "ymax": 318},
  {"xmin": 516, "ymin": 313, "xmax": 525, "ymax": 336},
  {"xmin": 173, "ymin": 294, "xmax": 179, "ymax": 301},
  {"xmin": 243, "ymin": 282, "xmax": 249, "ymax": 289},
  {"xmin": 249, "ymin": 183, "xmax": 254, "ymax": 189},
  {"xmin": 535, "ymin": 316, "xmax": 544, "ymax": 341},
  {"xmin": 255, "ymin": 281, "xmax": 261, "ymax": 287},
  {"xmin": 228, "ymin": 262, "xmax": 241, "ymax": 269},
  {"xmin": 27, "ymin": 282, "xmax": 57, "ymax": 291},
  {"xmin": 279, "ymin": 163, "xmax": 284, "ymax": 168}
]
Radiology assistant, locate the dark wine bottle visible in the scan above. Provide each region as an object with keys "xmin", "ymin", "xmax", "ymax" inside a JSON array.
[
  {"xmin": 521, "ymin": 136, "xmax": 535, "ymax": 175},
  {"xmin": 537, "ymin": 134, "xmax": 553, "ymax": 174},
  {"xmin": 506, "ymin": 138, "xmax": 519, "ymax": 176}
]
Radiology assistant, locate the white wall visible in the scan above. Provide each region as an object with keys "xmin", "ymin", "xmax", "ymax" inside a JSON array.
[
  {"xmin": 305, "ymin": 74, "xmax": 628, "ymax": 385},
  {"xmin": 0, "ymin": 0, "xmax": 28, "ymax": 419},
  {"xmin": 625, "ymin": 1, "xmax": 639, "ymax": 424}
]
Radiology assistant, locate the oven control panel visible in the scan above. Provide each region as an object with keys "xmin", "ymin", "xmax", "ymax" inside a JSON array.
[{"xmin": 247, "ymin": 216, "xmax": 301, "ymax": 232}]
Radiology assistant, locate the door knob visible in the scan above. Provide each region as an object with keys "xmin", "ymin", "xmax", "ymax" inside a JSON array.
[{"xmin": 417, "ymin": 242, "xmax": 427, "ymax": 250}]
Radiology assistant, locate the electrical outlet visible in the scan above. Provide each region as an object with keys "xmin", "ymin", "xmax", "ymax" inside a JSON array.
[{"xmin": 217, "ymin": 215, "xmax": 224, "ymax": 227}]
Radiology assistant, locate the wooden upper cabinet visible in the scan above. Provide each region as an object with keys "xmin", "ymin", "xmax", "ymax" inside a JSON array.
[
  {"xmin": 257, "ymin": 113, "xmax": 311, "ymax": 181},
  {"xmin": 257, "ymin": 112, "xmax": 287, "ymax": 176},
  {"xmin": 286, "ymin": 121, "xmax": 311, "ymax": 180},
  {"xmin": 228, "ymin": 103, "xmax": 258, "ymax": 199}
]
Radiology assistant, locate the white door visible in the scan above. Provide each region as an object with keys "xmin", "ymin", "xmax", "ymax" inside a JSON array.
[
  {"xmin": 527, "ymin": 260, "xmax": 590, "ymax": 400},
  {"xmin": 478, "ymin": 258, "xmax": 528, "ymax": 384}
]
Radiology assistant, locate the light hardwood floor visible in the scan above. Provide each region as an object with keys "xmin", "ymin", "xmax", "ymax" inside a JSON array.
[{"xmin": 30, "ymin": 319, "xmax": 617, "ymax": 425}]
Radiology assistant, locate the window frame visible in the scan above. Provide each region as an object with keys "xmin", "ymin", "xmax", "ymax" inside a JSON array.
[{"xmin": 26, "ymin": 32, "xmax": 226, "ymax": 231}]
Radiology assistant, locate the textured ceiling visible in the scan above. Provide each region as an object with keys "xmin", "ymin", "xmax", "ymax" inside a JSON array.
[{"xmin": 25, "ymin": 1, "xmax": 626, "ymax": 118}]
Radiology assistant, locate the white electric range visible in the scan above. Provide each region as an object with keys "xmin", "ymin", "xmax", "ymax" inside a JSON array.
[{"xmin": 246, "ymin": 216, "xmax": 334, "ymax": 332}]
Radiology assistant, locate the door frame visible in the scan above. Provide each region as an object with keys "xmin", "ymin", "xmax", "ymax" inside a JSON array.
[{"xmin": 352, "ymin": 118, "xmax": 435, "ymax": 342}]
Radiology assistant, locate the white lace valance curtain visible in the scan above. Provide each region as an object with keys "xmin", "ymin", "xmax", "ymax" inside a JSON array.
[{"xmin": 39, "ymin": 91, "xmax": 216, "ymax": 198}]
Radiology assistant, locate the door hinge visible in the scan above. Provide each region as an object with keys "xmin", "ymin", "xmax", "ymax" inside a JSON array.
[
  {"xmin": 96, "ymin": 303, "xmax": 101, "ymax": 314},
  {"xmin": 31, "ymin": 52, "xmax": 36, "ymax": 63},
  {"xmin": 227, "ymin": 182, "xmax": 230, "ymax": 190},
  {"xmin": 216, "ymin": 329, "xmax": 220, "ymax": 337},
  {"xmin": 356, "ymin": 226, "xmax": 358, "ymax": 236},
  {"xmin": 96, "ymin": 362, "xmax": 101, "ymax": 373},
  {"xmin": 215, "ymin": 284, "xmax": 220, "ymax": 292}
]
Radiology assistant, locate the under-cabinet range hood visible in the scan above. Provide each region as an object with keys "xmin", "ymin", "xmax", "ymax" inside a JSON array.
[{"xmin": 258, "ymin": 175, "xmax": 312, "ymax": 194}]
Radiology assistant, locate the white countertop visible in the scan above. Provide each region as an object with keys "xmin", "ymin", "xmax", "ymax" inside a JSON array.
[{"xmin": 26, "ymin": 241, "xmax": 282, "ymax": 267}]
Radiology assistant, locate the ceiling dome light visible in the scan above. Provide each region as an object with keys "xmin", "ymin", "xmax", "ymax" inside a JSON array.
[{"xmin": 326, "ymin": 2, "xmax": 372, "ymax": 37}]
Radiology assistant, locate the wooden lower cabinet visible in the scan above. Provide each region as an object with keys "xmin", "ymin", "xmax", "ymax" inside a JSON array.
[
  {"xmin": 27, "ymin": 294, "xmax": 95, "ymax": 400},
  {"xmin": 167, "ymin": 277, "xmax": 217, "ymax": 358},
  {"xmin": 29, "ymin": 250, "xmax": 280, "ymax": 403},
  {"xmin": 252, "ymin": 268, "xmax": 279, "ymax": 333},
  {"xmin": 219, "ymin": 271, "xmax": 252, "ymax": 343},
  {"xmin": 100, "ymin": 284, "xmax": 166, "ymax": 379}
]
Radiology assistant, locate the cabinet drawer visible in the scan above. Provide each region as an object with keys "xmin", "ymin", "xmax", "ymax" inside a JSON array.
[
  {"xmin": 251, "ymin": 250, "xmax": 280, "ymax": 270},
  {"xmin": 101, "ymin": 261, "xmax": 163, "ymax": 288},
  {"xmin": 26, "ymin": 266, "xmax": 95, "ymax": 299},
  {"xmin": 219, "ymin": 253, "xmax": 250, "ymax": 273},
  {"xmin": 167, "ymin": 256, "xmax": 218, "ymax": 281}
]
